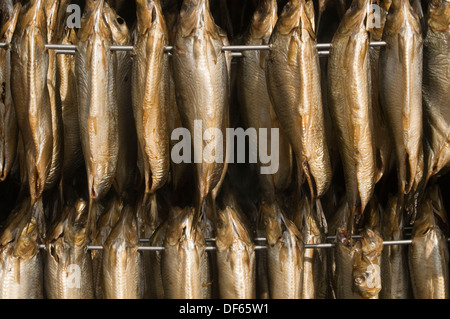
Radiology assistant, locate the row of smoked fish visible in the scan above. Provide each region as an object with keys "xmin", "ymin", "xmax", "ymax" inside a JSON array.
[{"xmin": 0, "ymin": 0, "xmax": 448, "ymax": 299}]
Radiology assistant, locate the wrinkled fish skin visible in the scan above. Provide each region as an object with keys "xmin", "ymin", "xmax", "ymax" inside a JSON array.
[
  {"xmin": 422, "ymin": 0, "xmax": 450, "ymax": 182},
  {"xmin": 262, "ymin": 200, "xmax": 304, "ymax": 299},
  {"xmin": 76, "ymin": 0, "xmax": 119, "ymax": 236},
  {"xmin": 162, "ymin": 207, "xmax": 211, "ymax": 299},
  {"xmin": 11, "ymin": 0, "xmax": 53, "ymax": 203},
  {"xmin": 293, "ymin": 196, "xmax": 326, "ymax": 299},
  {"xmin": 368, "ymin": 4, "xmax": 393, "ymax": 182},
  {"xmin": 328, "ymin": 0, "xmax": 377, "ymax": 230},
  {"xmin": 380, "ymin": 195, "xmax": 411, "ymax": 299},
  {"xmin": 216, "ymin": 195, "xmax": 256, "ymax": 299},
  {"xmin": 44, "ymin": 199, "xmax": 95, "ymax": 299},
  {"xmin": 44, "ymin": 0, "xmax": 64, "ymax": 191},
  {"xmin": 172, "ymin": 0, "xmax": 229, "ymax": 215},
  {"xmin": 238, "ymin": 0, "xmax": 293, "ymax": 195},
  {"xmin": 105, "ymin": 2, "xmax": 138, "ymax": 196},
  {"xmin": 379, "ymin": 0, "xmax": 424, "ymax": 209},
  {"xmin": 0, "ymin": 201, "xmax": 44, "ymax": 299},
  {"xmin": 57, "ymin": 25, "xmax": 83, "ymax": 182},
  {"xmin": 0, "ymin": 3, "xmax": 20, "ymax": 182},
  {"xmin": 267, "ymin": 0, "xmax": 332, "ymax": 201},
  {"xmin": 91, "ymin": 194, "xmax": 121, "ymax": 299},
  {"xmin": 148, "ymin": 219, "xmax": 167, "ymax": 299},
  {"xmin": 102, "ymin": 205, "xmax": 143, "ymax": 299},
  {"xmin": 132, "ymin": 0, "xmax": 170, "ymax": 195},
  {"xmin": 409, "ymin": 186, "xmax": 449, "ymax": 299}
]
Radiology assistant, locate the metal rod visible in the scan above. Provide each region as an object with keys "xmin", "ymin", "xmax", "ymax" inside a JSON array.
[
  {"xmin": 0, "ymin": 41, "xmax": 388, "ymax": 53},
  {"xmin": 222, "ymin": 45, "xmax": 271, "ymax": 51},
  {"xmin": 55, "ymin": 50, "xmax": 76, "ymax": 55},
  {"xmin": 36, "ymin": 238, "xmax": 427, "ymax": 252}
]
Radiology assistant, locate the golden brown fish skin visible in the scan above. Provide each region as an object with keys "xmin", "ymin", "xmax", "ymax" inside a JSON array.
[
  {"xmin": 267, "ymin": 0, "xmax": 332, "ymax": 201},
  {"xmin": 238, "ymin": 0, "xmax": 293, "ymax": 195},
  {"xmin": 380, "ymin": 195, "xmax": 411, "ymax": 299},
  {"xmin": 422, "ymin": 0, "xmax": 450, "ymax": 182},
  {"xmin": 162, "ymin": 207, "xmax": 211, "ymax": 299},
  {"xmin": 352, "ymin": 228, "xmax": 383, "ymax": 299},
  {"xmin": 334, "ymin": 228, "xmax": 359, "ymax": 299},
  {"xmin": 91, "ymin": 195, "xmax": 121, "ymax": 299},
  {"xmin": 0, "ymin": 201, "xmax": 44, "ymax": 299},
  {"xmin": 368, "ymin": 4, "xmax": 393, "ymax": 182},
  {"xmin": 76, "ymin": 0, "xmax": 119, "ymax": 237},
  {"xmin": 57, "ymin": 26, "xmax": 82, "ymax": 182},
  {"xmin": 105, "ymin": 2, "xmax": 138, "ymax": 196},
  {"xmin": 136, "ymin": 192, "xmax": 162, "ymax": 299},
  {"xmin": 262, "ymin": 200, "xmax": 304, "ymax": 299},
  {"xmin": 44, "ymin": 0, "xmax": 65, "ymax": 191},
  {"xmin": 11, "ymin": 0, "xmax": 53, "ymax": 204},
  {"xmin": 328, "ymin": 0, "xmax": 376, "ymax": 230},
  {"xmin": 293, "ymin": 196, "xmax": 326, "ymax": 299},
  {"xmin": 172, "ymin": 0, "xmax": 229, "ymax": 215},
  {"xmin": 44, "ymin": 199, "xmax": 95, "ymax": 299},
  {"xmin": 148, "ymin": 219, "xmax": 167, "ymax": 299},
  {"xmin": 0, "ymin": 3, "xmax": 20, "ymax": 182},
  {"xmin": 216, "ymin": 196, "xmax": 256, "ymax": 299},
  {"xmin": 408, "ymin": 186, "xmax": 449, "ymax": 299},
  {"xmin": 132, "ymin": 0, "xmax": 170, "ymax": 195},
  {"xmin": 327, "ymin": 201, "xmax": 348, "ymax": 299},
  {"xmin": 379, "ymin": 0, "xmax": 424, "ymax": 206},
  {"xmin": 102, "ymin": 205, "xmax": 143, "ymax": 299}
]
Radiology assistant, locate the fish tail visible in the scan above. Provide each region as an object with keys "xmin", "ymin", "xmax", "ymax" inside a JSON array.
[
  {"xmin": 31, "ymin": 197, "xmax": 46, "ymax": 240},
  {"xmin": 314, "ymin": 198, "xmax": 328, "ymax": 234},
  {"xmin": 87, "ymin": 199, "xmax": 101, "ymax": 241}
]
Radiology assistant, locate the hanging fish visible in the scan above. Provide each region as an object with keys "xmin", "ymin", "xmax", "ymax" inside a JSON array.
[
  {"xmin": 422, "ymin": 0, "xmax": 450, "ymax": 183},
  {"xmin": 0, "ymin": 2, "xmax": 20, "ymax": 182},
  {"xmin": 379, "ymin": 0, "xmax": 424, "ymax": 220},
  {"xmin": 172, "ymin": 0, "xmax": 230, "ymax": 223},
  {"xmin": 76, "ymin": 0, "xmax": 119, "ymax": 238},
  {"xmin": 328, "ymin": 0, "xmax": 377, "ymax": 233}
]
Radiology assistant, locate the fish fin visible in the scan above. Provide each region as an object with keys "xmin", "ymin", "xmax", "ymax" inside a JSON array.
[
  {"xmin": 315, "ymin": 199, "xmax": 328, "ymax": 234},
  {"xmin": 31, "ymin": 197, "xmax": 45, "ymax": 241},
  {"xmin": 87, "ymin": 199, "xmax": 101, "ymax": 241}
]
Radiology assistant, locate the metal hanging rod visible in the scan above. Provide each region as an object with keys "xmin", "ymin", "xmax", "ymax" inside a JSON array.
[
  {"xmin": 0, "ymin": 42, "xmax": 387, "ymax": 53},
  {"xmin": 39, "ymin": 237, "xmax": 448, "ymax": 252}
]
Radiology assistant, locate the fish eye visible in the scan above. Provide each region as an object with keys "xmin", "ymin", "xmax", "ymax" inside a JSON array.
[
  {"xmin": 117, "ymin": 18, "xmax": 125, "ymax": 25},
  {"xmin": 354, "ymin": 275, "xmax": 365, "ymax": 285}
]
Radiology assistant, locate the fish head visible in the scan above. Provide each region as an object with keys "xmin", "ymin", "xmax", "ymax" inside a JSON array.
[
  {"xmin": 178, "ymin": 0, "xmax": 216, "ymax": 37},
  {"xmin": 413, "ymin": 186, "xmax": 448, "ymax": 237},
  {"xmin": 136, "ymin": 0, "xmax": 167, "ymax": 34},
  {"xmin": 103, "ymin": 0, "xmax": 130, "ymax": 45},
  {"xmin": 16, "ymin": 0, "xmax": 47, "ymax": 43},
  {"xmin": 427, "ymin": 0, "xmax": 450, "ymax": 32},
  {"xmin": 0, "ymin": 3, "xmax": 21, "ymax": 43},
  {"xmin": 249, "ymin": 0, "xmax": 278, "ymax": 39},
  {"xmin": 261, "ymin": 201, "xmax": 283, "ymax": 245},
  {"xmin": 277, "ymin": 0, "xmax": 302, "ymax": 34},
  {"xmin": 0, "ymin": 0, "xmax": 13, "ymax": 28},
  {"xmin": 12, "ymin": 215, "xmax": 40, "ymax": 259},
  {"xmin": 336, "ymin": 0, "xmax": 371, "ymax": 35},
  {"xmin": 166, "ymin": 206, "xmax": 200, "ymax": 245},
  {"xmin": 79, "ymin": 0, "xmax": 111, "ymax": 42},
  {"xmin": 351, "ymin": 229, "xmax": 383, "ymax": 298},
  {"xmin": 69, "ymin": 198, "xmax": 90, "ymax": 246},
  {"xmin": 383, "ymin": 194, "xmax": 403, "ymax": 238}
]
